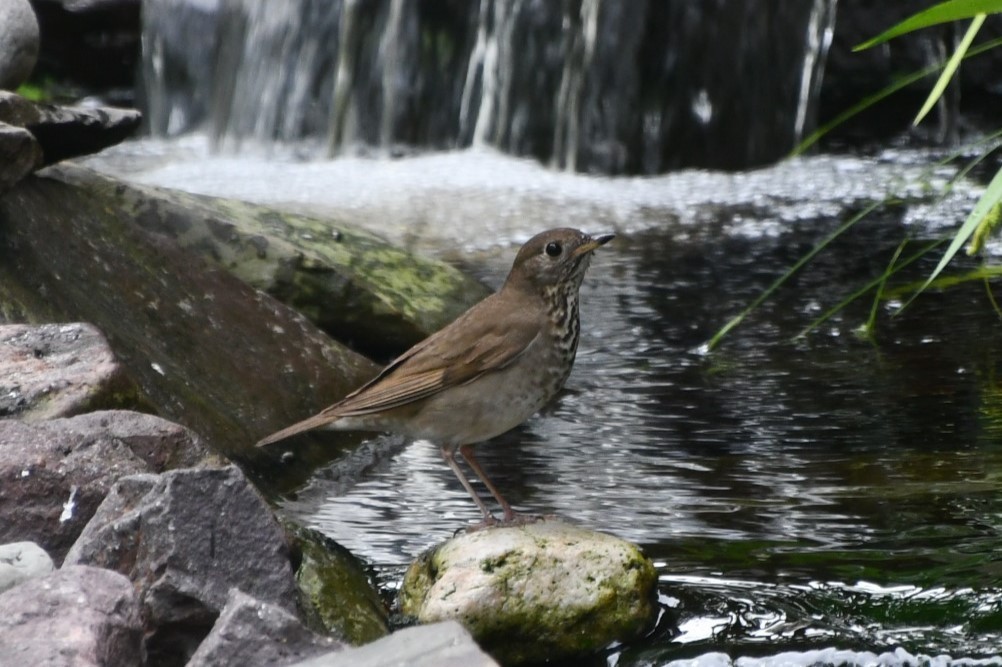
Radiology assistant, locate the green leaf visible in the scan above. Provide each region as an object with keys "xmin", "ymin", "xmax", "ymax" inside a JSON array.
[
  {"xmin": 897, "ymin": 165, "xmax": 1002, "ymax": 314},
  {"xmin": 855, "ymin": 0, "xmax": 1002, "ymax": 51},
  {"xmin": 913, "ymin": 14, "xmax": 986, "ymax": 125}
]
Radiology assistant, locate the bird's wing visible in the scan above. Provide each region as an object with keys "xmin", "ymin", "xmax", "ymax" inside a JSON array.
[{"xmin": 330, "ymin": 292, "xmax": 543, "ymax": 417}]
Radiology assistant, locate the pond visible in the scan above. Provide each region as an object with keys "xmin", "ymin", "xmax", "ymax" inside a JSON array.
[{"xmin": 86, "ymin": 142, "xmax": 1002, "ymax": 664}]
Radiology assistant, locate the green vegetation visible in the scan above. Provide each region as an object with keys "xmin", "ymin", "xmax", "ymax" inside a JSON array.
[{"xmin": 709, "ymin": 0, "xmax": 1002, "ymax": 350}]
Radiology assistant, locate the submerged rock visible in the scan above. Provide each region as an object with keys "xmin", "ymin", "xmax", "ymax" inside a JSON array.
[
  {"xmin": 400, "ymin": 520, "xmax": 657, "ymax": 664},
  {"xmin": 0, "ymin": 322, "xmax": 149, "ymax": 420},
  {"xmin": 186, "ymin": 589, "xmax": 342, "ymax": 667},
  {"xmin": 64, "ymin": 465, "xmax": 299, "ymax": 666},
  {"xmin": 287, "ymin": 523, "xmax": 390, "ymax": 645},
  {"xmin": 0, "ymin": 410, "xmax": 211, "ymax": 564},
  {"xmin": 0, "ymin": 565, "xmax": 143, "ymax": 667}
]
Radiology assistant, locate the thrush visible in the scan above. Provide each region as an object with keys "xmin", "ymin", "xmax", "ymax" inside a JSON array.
[{"xmin": 256, "ymin": 227, "xmax": 614, "ymax": 526}]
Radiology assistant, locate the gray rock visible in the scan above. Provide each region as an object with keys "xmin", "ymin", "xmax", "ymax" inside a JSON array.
[
  {"xmin": 400, "ymin": 520, "xmax": 658, "ymax": 664},
  {"xmin": 0, "ymin": 170, "xmax": 379, "ymax": 459},
  {"xmin": 0, "ymin": 322, "xmax": 147, "ymax": 421},
  {"xmin": 65, "ymin": 465, "xmax": 300, "ymax": 666},
  {"xmin": 186, "ymin": 588, "xmax": 342, "ymax": 667},
  {"xmin": 0, "ymin": 0, "xmax": 39, "ymax": 90},
  {"xmin": 51, "ymin": 163, "xmax": 490, "ymax": 359},
  {"xmin": 0, "ymin": 91, "xmax": 141, "ymax": 165},
  {"xmin": 0, "ymin": 410, "xmax": 212, "ymax": 563},
  {"xmin": 289, "ymin": 621, "xmax": 498, "ymax": 667},
  {"xmin": 0, "ymin": 541, "xmax": 54, "ymax": 594},
  {"xmin": 0, "ymin": 565, "xmax": 143, "ymax": 667},
  {"xmin": 0, "ymin": 122, "xmax": 41, "ymax": 194}
]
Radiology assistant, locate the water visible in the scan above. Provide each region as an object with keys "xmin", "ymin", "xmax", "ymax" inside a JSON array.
[
  {"xmin": 83, "ymin": 142, "xmax": 1002, "ymax": 664},
  {"xmin": 276, "ymin": 217, "xmax": 1002, "ymax": 663}
]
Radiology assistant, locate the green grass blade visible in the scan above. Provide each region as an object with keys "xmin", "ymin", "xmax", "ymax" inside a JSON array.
[
  {"xmin": 793, "ymin": 36, "xmax": 1002, "ymax": 156},
  {"xmin": 705, "ymin": 200, "xmax": 886, "ymax": 351},
  {"xmin": 896, "ymin": 165, "xmax": 1002, "ymax": 314},
  {"xmin": 855, "ymin": 0, "xmax": 1002, "ymax": 51},
  {"xmin": 913, "ymin": 14, "xmax": 986, "ymax": 126}
]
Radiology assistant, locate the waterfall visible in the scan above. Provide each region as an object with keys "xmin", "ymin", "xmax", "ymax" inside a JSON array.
[{"xmin": 141, "ymin": 0, "xmax": 839, "ymax": 173}]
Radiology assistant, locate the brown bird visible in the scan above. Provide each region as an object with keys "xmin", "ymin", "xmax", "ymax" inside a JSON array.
[{"xmin": 256, "ymin": 227, "xmax": 614, "ymax": 526}]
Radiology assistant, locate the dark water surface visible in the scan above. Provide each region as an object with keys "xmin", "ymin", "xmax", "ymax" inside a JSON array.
[{"xmin": 281, "ymin": 212, "xmax": 1002, "ymax": 664}]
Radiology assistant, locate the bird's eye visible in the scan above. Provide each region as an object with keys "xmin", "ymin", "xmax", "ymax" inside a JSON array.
[{"xmin": 544, "ymin": 241, "xmax": 562, "ymax": 257}]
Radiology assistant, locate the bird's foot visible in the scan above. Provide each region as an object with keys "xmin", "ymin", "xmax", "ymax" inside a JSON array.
[{"xmin": 460, "ymin": 511, "xmax": 554, "ymax": 534}]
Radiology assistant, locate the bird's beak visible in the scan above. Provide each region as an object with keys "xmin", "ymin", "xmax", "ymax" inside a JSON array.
[{"xmin": 573, "ymin": 233, "xmax": 616, "ymax": 257}]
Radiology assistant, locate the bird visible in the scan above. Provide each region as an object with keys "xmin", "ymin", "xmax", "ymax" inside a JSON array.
[{"xmin": 256, "ymin": 227, "xmax": 614, "ymax": 527}]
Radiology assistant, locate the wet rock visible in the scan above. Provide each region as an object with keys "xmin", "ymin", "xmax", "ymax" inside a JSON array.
[
  {"xmin": 287, "ymin": 523, "xmax": 389, "ymax": 645},
  {"xmin": 0, "ymin": 322, "xmax": 148, "ymax": 420},
  {"xmin": 0, "ymin": 410, "xmax": 210, "ymax": 563},
  {"xmin": 65, "ymin": 465, "xmax": 300, "ymax": 666},
  {"xmin": 0, "ymin": 0, "xmax": 39, "ymax": 89},
  {"xmin": 187, "ymin": 588, "xmax": 341, "ymax": 667},
  {"xmin": 400, "ymin": 520, "xmax": 657, "ymax": 664},
  {"xmin": 0, "ymin": 171, "xmax": 379, "ymax": 459},
  {"xmin": 0, "ymin": 123, "xmax": 41, "ymax": 194},
  {"xmin": 289, "ymin": 621, "xmax": 498, "ymax": 667},
  {"xmin": 0, "ymin": 541, "xmax": 54, "ymax": 594},
  {"xmin": 0, "ymin": 91, "xmax": 140, "ymax": 165},
  {"xmin": 0, "ymin": 564, "xmax": 143, "ymax": 667},
  {"xmin": 52, "ymin": 163, "xmax": 490, "ymax": 359}
]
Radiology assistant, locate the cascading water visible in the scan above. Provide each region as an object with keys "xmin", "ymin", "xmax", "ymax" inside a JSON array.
[{"xmin": 140, "ymin": 0, "xmax": 839, "ymax": 173}]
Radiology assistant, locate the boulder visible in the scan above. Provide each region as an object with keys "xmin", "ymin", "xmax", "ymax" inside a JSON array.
[
  {"xmin": 0, "ymin": 172, "xmax": 379, "ymax": 459},
  {"xmin": 65, "ymin": 465, "xmax": 300, "ymax": 666},
  {"xmin": 289, "ymin": 621, "xmax": 498, "ymax": 667},
  {"xmin": 0, "ymin": 541, "xmax": 54, "ymax": 594},
  {"xmin": 0, "ymin": 410, "xmax": 211, "ymax": 563},
  {"xmin": 0, "ymin": 122, "xmax": 41, "ymax": 194},
  {"xmin": 0, "ymin": 0, "xmax": 39, "ymax": 90},
  {"xmin": 0, "ymin": 565, "xmax": 143, "ymax": 667},
  {"xmin": 400, "ymin": 520, "xmax": 658, "ymax": 664},
  {"xmin": 186, "ymin": 588, "xmax": 342, "ymax": 667},
  {"xmin": 0, "ymin": 91, "xmax": 141, "ymax": 165},
  {"xmin": 288, "ymin": 523, "xmax": 389, "ymax": 645},
  {"xmin": 0, "ymin": 322, "xmax": 148, "ymax": 420},
  {"xmin": 51, "ymin": 164, "xmax": 490, "ymax": 359}
]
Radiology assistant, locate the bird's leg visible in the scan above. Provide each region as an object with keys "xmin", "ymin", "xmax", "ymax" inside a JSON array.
[
  {"xmin": 458, "ymin": 444, "xmax": 519, "ymax": 523},
  {"xmin": 440, "ymin": 444, "xmax": 496, "ymax": 524}
]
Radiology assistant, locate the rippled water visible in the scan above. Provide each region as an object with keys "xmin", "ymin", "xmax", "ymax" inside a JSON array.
[
  {"xmin": 279, "ymin": 216, "xmax": 1002, "ymax": 664},
  {"xmin": 86, "ymin": 142, "xmax": 1002, "ymax": 664}
]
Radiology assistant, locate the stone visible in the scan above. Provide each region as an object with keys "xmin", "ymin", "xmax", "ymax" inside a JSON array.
[
  {"xmin": 0, "ymin": 0, "xmax": 39, "ymax": 90},
  {"xmin": 0, "ymin": 565, "xmax": 143, "ymax": 667},
  {"xmin": 0, "ymin": 541, "xmax": 54, "ymax": 594},
  {"xmin": 0, "ymin": 122, "xmax": 41, "ymax": 194},
  {"xmin": 64, "ymin": 465, "xmax": 300, "ymax": 666},
  {"xmin": 287, "ymin": 523, "xmax": 389, "ymax": 645},
  {"xmin": 288, "ymin": 621, "xmax": 498, "ymax": 667},
  {"xmin": 0, "ymin": 322, "xmax": 148, "ymax": 420},
  {"xmin": 186, "ymin": 588, "xmax": 342, "ymax": 667},
  {"xmin": 0, "ymin": 91, "xmax": 141, "ymax": 165},
  {"xmin": 0, "ymin": 410, "xmax": 211, "ymax": 563},
  {"xmin": 0, "ymin": 171, "xmax": 379, "ymax": 458},
  {"xmin": 52, "ymin": 163, "xmax": 490, "ymax": 359},
  {"xmin": 400, "ymin": 520, "xmax": 658, "ymax": 664}
]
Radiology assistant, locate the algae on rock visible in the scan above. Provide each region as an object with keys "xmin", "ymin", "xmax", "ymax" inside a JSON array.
[{"xmin": 400, "ymin": 520, "xmax": 657, "ymax": 664}]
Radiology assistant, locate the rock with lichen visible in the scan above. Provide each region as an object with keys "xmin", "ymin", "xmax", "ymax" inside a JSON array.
[{"xmin": 399, "ymin": 520, "xmax": 657, "ymax": 664}]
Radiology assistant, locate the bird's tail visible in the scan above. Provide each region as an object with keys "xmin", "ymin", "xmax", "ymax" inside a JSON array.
[{"xmin": 255, "ymin": 411, "xmax": 338, "ymax": 447}]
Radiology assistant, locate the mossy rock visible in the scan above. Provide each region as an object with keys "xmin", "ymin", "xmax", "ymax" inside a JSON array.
[
  {"xmin": 400, "ymin": 520, "xmax": 657, "ymax": 664},
  {"xmin": 286, "ymin": 522, "xmax": 390, "ymax": 646}
]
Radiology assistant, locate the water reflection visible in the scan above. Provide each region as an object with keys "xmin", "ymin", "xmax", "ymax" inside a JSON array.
[{"xmin": 279, "ymin": 206, "xmax": 1002, "ymax": 660}]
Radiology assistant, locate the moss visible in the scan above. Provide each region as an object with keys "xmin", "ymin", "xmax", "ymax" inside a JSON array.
[{"xmin": 286, "ymin": 522, "xmax": 389, "ymax": 645}]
